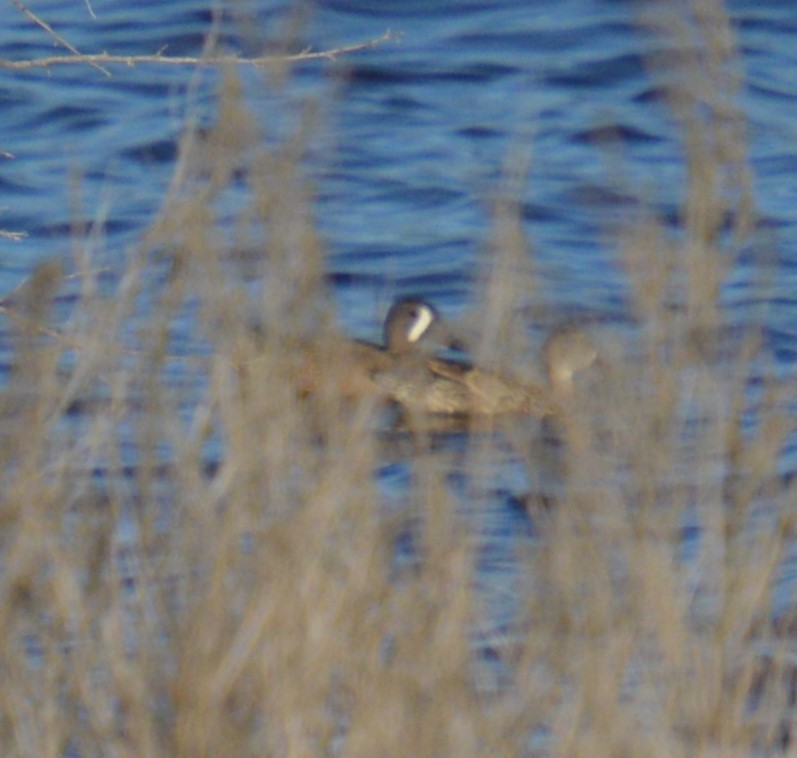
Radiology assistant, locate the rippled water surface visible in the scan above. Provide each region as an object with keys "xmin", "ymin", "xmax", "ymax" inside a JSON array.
[
  {"xmin": 2, "ymin": 0, "xmax": 797, "ymax": 681},
  {"xmin": 3, "ymin": 2, "xmax": 797, "ymax": 315}
]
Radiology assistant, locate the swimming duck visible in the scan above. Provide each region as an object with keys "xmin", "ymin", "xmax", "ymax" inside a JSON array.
[
  {"xmin": 292, "ymin": 297, "xmax": 448, "ymax": 398},
  {"xmin": 374, "ymin": 317, "xmax": 599, "ymax": 417},
  {"xmin": 293, "ymin": 297, "xmax": 598, "ymax": 416}
]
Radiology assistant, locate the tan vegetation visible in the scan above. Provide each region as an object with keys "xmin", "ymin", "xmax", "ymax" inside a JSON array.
[{"xmin": 0, "ymin": 0, "xmax": 795, "ymax": 755}]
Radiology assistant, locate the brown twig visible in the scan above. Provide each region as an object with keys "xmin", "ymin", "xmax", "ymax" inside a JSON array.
[
  {"xmin": 0, "ymin": 266, "xmax": 151, "ymax": 358},
  {"xmin": 0, "ymin": 230, "xmax": 26, "ymax": 241},
  {"xmin": 82, "ymin": 0, "xmax": 96, "ymax": 21},
  {"xmin": 9, "ymin": 0, "xmax": 111, "ymax": 76},
  {"xmin": 0, "ymin": 31, "xmax": 398, "ymax": 72}
]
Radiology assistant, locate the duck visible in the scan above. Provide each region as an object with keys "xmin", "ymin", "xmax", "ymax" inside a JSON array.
[
  {"xmin": 293, "ymin": 297, "xmax": 599, "ymax": 417},
  {"xmin": 291, "ymin": 297, "xmax": 449, "ymax": 399},
  {"xmin": 373, "ymin": 315, "xmax": 599, "ymax": 417}
]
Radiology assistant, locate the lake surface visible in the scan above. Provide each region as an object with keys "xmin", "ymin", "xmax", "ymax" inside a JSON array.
[
  {"xmin": 5, "ymin": 1, "xmax": 797, "ymax": 325},
  {"xmin": 2, "ymin": 0, "xmax": 797, "ymax": 708}
]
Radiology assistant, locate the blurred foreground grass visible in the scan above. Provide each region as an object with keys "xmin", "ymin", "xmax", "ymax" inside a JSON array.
[{"xmin": 1, "ymin": 2, "xmax": 796, "ymax": 756}]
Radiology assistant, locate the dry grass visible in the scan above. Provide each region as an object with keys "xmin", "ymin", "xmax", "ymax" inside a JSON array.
[{"xmin": 0, "ymin": 1, "xmax": 795, "ymax": 756}]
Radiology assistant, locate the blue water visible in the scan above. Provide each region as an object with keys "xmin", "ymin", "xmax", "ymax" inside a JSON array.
[
  {"xmin": 3, "ymin": 3, "xmax": 795, "ymax": 328},
  {"xmin": 2, "ymin": 0, "xmax": 797, "ymax": 701}
]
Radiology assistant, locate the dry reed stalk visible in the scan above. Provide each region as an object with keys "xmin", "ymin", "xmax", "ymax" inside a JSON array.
[{"xmin": 0, "ymin": 0, "xmax": 792, "ymax": 754}]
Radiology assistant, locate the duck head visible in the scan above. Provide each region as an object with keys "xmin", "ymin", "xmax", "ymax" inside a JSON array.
[
  {"xmin": 542, "ymin": 327, "xmax": 600, "ymax": 395},
  {"xmin": 383, "ymin": 298, "xmax": 442, "ymax": 353}
]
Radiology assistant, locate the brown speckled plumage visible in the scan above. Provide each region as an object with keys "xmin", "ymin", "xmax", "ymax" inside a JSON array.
[
  {"xmin": 293, "ymin": 298, "xmax": 597, "ymax": 417},
  {"xmin": 373, "ymin": 308, "xmax": 598, "ymax": 417}
]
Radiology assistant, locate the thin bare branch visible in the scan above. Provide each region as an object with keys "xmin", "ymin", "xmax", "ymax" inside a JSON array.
[
  {"xmin": 9, "ymin": 0, "xmax": 111, "ymax": 76},
  {"xmin": 0, "ymin": 230, "xmax": 26, "ymax": 241},
  {"xmin": 0, "ymin": 31, "xmax": 398, "ymax": 73}
]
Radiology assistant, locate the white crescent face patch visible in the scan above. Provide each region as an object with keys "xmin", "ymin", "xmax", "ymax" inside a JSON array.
[{"xmin": 407, "ymin": 305, "xmax": 435, "ymax": 343}]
